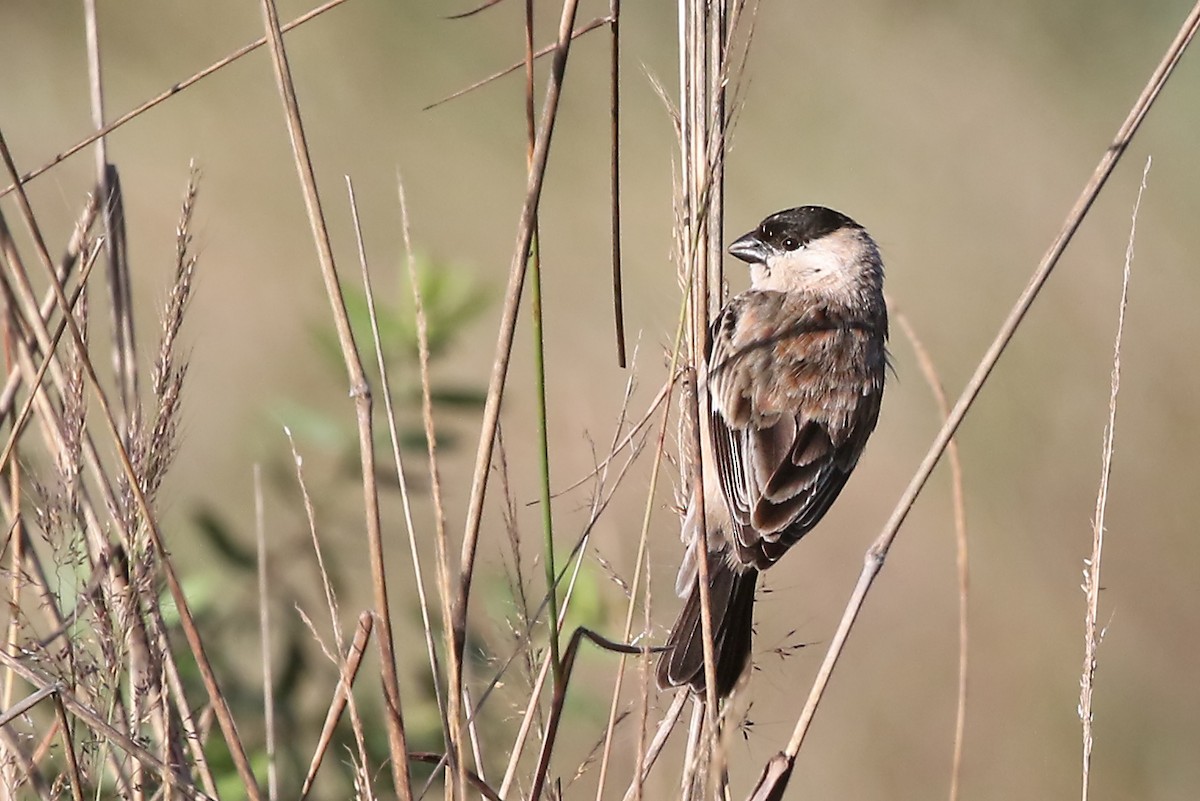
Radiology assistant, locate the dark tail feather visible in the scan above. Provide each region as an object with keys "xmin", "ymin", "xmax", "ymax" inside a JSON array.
[{"xmin": 657, "ymin": 556, "xmax": 757, "ymax": 698}]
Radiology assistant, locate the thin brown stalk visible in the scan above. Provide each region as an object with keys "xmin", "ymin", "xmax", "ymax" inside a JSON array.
[
  {"xmin": 0, "ymin": 242, "xmax": 100, "ymax": 477},
  {"xmin": 255, "ymin": 464, "xmax": 278, "ymax": 801},
  {"xmin": 82, "ymin": 0, "xmax": 107, "ymax": 184},
  {"xmin": 1081, "ymin": 156, "xmax": 1147, "ymax": 801},
  {"xmin": 7, "ymin": 175, "xmax": 214, "ymax": 797},
  {"xmin": 496, "ymin": 489, "xmax": 612, "ymax": 798},
  {"xmin": 745, "ymin": 6, "xmax": 1200, "ymax": 797},
  {"xmin": 0, "ymin": 652, "xmax": 212, "ymax": 801},
  {"xmin": 349, "ymin": 176, "xmax": 450, "ymax": 770},
  {"xmin": 528, "ymin": 629, "xmax": 656, "ymax": 801},
  {"xmin": 423, "ymin": 16, "xmax": 611, "ymax": 112},
  {"xmin": 299, "ymin": 612, "xmax": 374, "ymax": 801},
  {"xmin": 594, "ymin": 360, "xmax": 685, "ymax": 798},
  {"xmin": 0, "ymin": 724, "xmax": 53, "ymax": 801},
  {"xmin": 630, "ymin": 554, "xmax": 658, "ymax": 801},
  {"xmin": 448, "ymin": 404, "xmax": 650, "ymax": 800},
  {"xmin": 394, "ymin": 179, "xmax": 463, "ymax": 800},
  {"xmin": 593, "ymin": 281, "xmax": 692, "ymax": 801},
  {"xmin": 83, "ymin": 0, "xmax": 137, "ymax": 440},
  {"xmin": 409, "ymin": 754, "xmax": 502, "ymax": 801},
  {"xmin": 0, "ymin": 129, "xmax": 260, "ymax": 799},
  {"xmin": 671, "ymin": 2, "xmax": 739, "ymax": 793},
  {"xmin": 153, "ymin": 605, "xmax": 219, "ymax": 798},
  {"xmin": 421, "ymin": 374, "xmax": 651, "ymax": 797},
  {"xmin": 29, "ymin": 719, "xmax": 61, "ymax": 769},
  {"xmin": 678, "ymin": 701, "xmax": 704, "ymax": 801},
  {"xmin": 0, "ymin": 0, "xmax": 355, "ymax": 200},
  {"xmin": 894, "ymin": 310, "xmax": 970, "ymax": 801},
  {"xmin": 705, "ymin": 2, "xmax": 724, "ymax": 308},
  {"xmin": 609, "ymin": 0, "xmax": 626, "ymax": 368},
  {"xmin": 287, "ymin": 428, "xmax": 376, "ymax": 798},
  {"xmin": 3, "ymin": 397, "xmax": 26, "ymax": 754},
  {"xmin": 685, "ymin": 368, "xmax": 719, "ymax": 722},
  {"xmin": 52, "ymin": 696, "xmax": 85, "ymax": 801},
  {"xmin": 453, "ymin": 0, "xmax": 582, "ymax": 793},
  {"xmin": 0, "ymin": 199, "xmax": 98, "ymax": 420},
  {"xmin": 445, "ymin": 0, "xmax": 508, "ymax": 19},
  {"xmin": 256, "ymin": 2, "xmax": 411, "ymax": 796},
  {"xmin": 621, "ymin": 691, "xmax": 690, "ymax": 801},
  {"xmin": 461, "ymin": 684, "xmax": 486, "ymax": 784},
  {"xmin": 590, "ymin": 348, "xmax": 662, "ymax": 801},
  {"xmin": 0, "ymin": 684, "xmax": 60, "ymax": 728},
  {"xmin": 548, "ymin": 377, "xmax": 670, "ymax": 501}
]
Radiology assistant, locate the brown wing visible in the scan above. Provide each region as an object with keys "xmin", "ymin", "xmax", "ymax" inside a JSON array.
[{"xmin": 705, "ymin": 292, "xmax": 884, "ymax": 571}]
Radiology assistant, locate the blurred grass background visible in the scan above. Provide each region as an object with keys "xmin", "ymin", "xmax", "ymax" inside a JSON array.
[{"xmin": 2, "ymin": 1, "xmax": 1198, "ymax": 798}]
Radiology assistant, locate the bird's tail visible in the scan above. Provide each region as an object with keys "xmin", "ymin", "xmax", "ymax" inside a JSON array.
[{"xmin": 657, "ymin": 554, "xmax": 757, "ymax": 698}]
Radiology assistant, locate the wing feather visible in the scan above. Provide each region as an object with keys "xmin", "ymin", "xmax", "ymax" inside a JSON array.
[{"xmin": 704, "ymin": 293, "xmax": 884, "ymax": 570}]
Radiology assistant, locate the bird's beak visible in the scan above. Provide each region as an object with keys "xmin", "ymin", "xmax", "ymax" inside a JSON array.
[{"xmin": 728, "ymin": 231, "xmax": 771, "ymax": 265}]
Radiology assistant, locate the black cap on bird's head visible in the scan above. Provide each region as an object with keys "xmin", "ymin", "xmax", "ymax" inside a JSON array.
[{"xmin": 728, "ymin": 206, "xmax": 862, "ymax": 265}]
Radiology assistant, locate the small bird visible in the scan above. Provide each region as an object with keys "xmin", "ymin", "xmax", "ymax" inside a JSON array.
[{"xmin": 657, "ymin": 205, "xmax": 889, "ymax": 698}]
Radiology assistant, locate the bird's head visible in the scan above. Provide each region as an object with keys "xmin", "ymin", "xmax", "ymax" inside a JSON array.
[{"xmin": 728, "ymin": 206, "xmax": 883, "ymax": 300}]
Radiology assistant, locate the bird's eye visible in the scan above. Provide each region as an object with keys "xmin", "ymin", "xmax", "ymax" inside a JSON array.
[{"xmin": 782, "ymin": 237, "xmax": 800, "ymax": 251}]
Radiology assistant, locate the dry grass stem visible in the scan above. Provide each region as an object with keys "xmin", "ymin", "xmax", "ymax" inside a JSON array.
[
  {"xmin": 549, "ymin": 376, "xmax": 669, "ymax": 501},
  {"xmin": 83, "ymin": 0, "xmax": 138, "ymax": 441},
  {"xmin": 668, "ymin": 2, "xmax": 755, "ymax": 793},
  {"xmin": 52, "ymin": 696, "xmax": 85, "ymax": 801},
  {"xmin": 445, "ymin": 0, "xmax": 506, "ymax": 19},
  {"xmin": 0, "ymin": 241, "xmax": 102, "ymax": 477},
  {"xmin": 0, "ymin": 684, "xmax": 60, "ymax": 728},
  {"xmin": 1, "ymin": 127, "xmax": 259, "ymax": 799},
  {"xmin": 495, "ymin": 499, "xmax": 612, "ymax": 796},
  {"xmin": 257, "ymin": 1, "xmax": 411, "ymax": 795},
  {"xmin": 894, "ymin": 309, "xmax": 970, "ymax": 801},
  {"xmin": 528, "ymin": 628, "xmax": 658, "ymax": 801},
  {"xmin": 0, "ymin": 652, "xmax": 213, "ymax": 801},
  {"xmin": 300, "ymin": 612, "xmax": 375, "ymax": 800},
  {"xmin": 745, "ymin": 5, "xmax": 1200, "ymax": 797},
  {"xmin": 350, "ymin": 175, "xmax": 453, "ymax": 762},
  {"xmin": 410, "ymin": 753, "xmax": 503, "ymax": 801},
  {"xmin": 0, "ymin": 197, "xmax": 99, "ymax": 419},
  {"xmin": 497, "ymin": 391, "xmax": 649, "ymax": 798},
  {"xmin": 631, "ymin": 559, "xmax": 654, "ymax": 801},
  {"xmin": 452, "ymin": 2, "xmax": 583, "ymax": 796},
  {"xmin": 685, "ymin": 368, "xmax": 719, "ymax": 724},
  {"xmin": 678, "ymin": 700, "xmax": 705, "ymax": 801},
  {"xmin": 395, "ymin": 177, "xmax": 465, "ymax": 799},
  {"xmin": 0, "ymin": 0, "xmax": 354, "ymax": 200},
  {"xmin": 1080, "ymin": 155, "xmax": 1148, "ymax": 801},
  {"xmin": 622, "ymin": 689, "xmax": 689, "ymax": 801},
  {"xmin": 609, "ymin": 1, "xmax": 626, "ymax": 368},
  {"xmin": 287, "ymin": 427, "xmax": 376, "ymax": 796},
  {"xmin": 423, "ymin": 15, "xmax": 613, "ymax": 112},
  {"xmin": 455, "ymin": 0, "xmax": 581, "ymax": 641},
  {"xmin": 254, "ymin": 464, "xmax": 279, "ymax": 801}
]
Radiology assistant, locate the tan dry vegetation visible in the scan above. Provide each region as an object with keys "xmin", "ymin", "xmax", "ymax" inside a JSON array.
[{"xmin": 0, "ymin": 1, "xmax": 1198, "ymax": 799}]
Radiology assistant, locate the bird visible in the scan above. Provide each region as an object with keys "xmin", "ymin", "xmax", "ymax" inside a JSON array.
[{"xmin": 657, "ymin": 205, "xmax": 889, "ymax": 699}]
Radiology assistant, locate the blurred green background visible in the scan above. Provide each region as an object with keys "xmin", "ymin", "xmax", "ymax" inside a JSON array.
[{"xmin": 2, "ymin": 1, "xmax": 1199, "ymax": 799}]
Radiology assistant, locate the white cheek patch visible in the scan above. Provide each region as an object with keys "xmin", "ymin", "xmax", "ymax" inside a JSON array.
[
  {"xmin": 796, "ymin": 242, "xmax": 845, "ymax": 275},
  {"xmin": 784, "ymin": 229, "xmax": 865, "ymax": 299}
]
